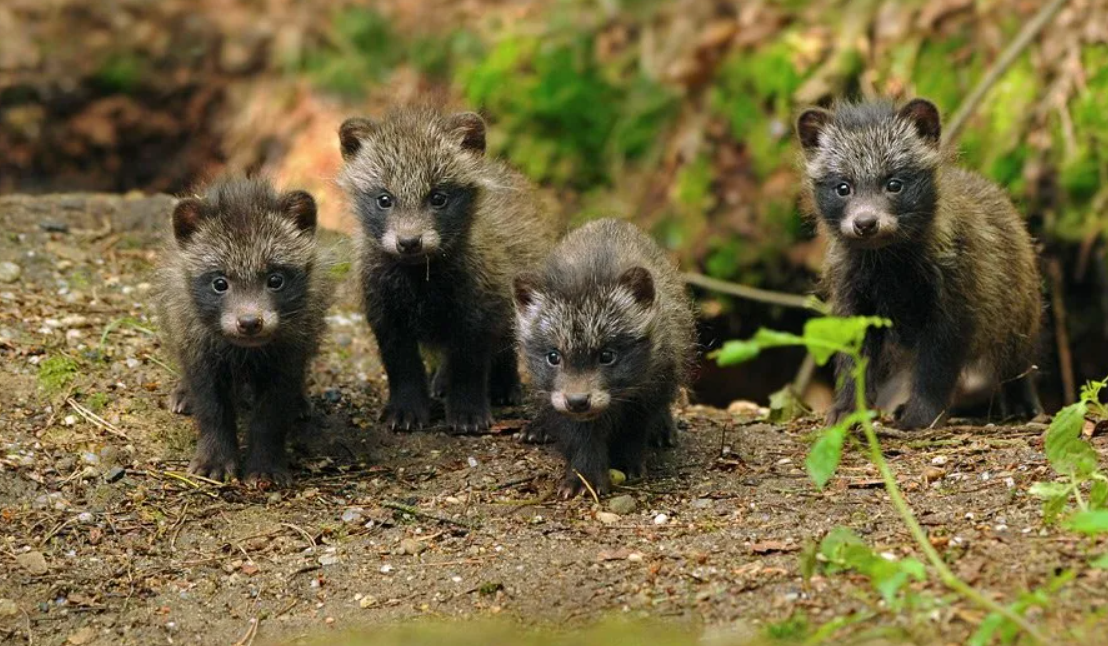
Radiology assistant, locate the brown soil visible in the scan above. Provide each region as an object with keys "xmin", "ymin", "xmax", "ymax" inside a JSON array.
[{"xmin": 0, "ymin": 195, "xmax": 1106, "ymax": 646}]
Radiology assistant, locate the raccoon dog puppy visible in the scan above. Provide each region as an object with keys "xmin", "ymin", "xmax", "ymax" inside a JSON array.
[
  {"xmin": 796, "ymin": 98, "xmax": 1042, "ymax": 429},
  {"xmin": 157, "ymin": 177, "xmax": 330, "ymax": 484},
  {"xmin": 338, "ymin": 106, "xmax": 553, "ymax": 433},
  {"xmin": 514, "ymin": 218, "xmax": 697, "ymax": 497}
]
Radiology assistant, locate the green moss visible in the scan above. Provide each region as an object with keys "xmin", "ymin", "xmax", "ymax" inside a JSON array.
[
  {"xmin": 764, "ymin": 612, "xmax": 810, "ymax": 642},
  {"xmin": 458, "ymin": 28, "xmax": 675, "ymax": 187},
  {"xmin": 912, "ymin": 37, "xmax": 974, "ymax": 116},
  {"xmin": 93, "ymin": 52, "xmax": 146, "ymax": 93},
  {"xmin": 298, "ymin": 7, "xmax": 400, "ymax": 96},
  {"xmin": 38, "ymin": 355, "xmax": 79, "ymax": 395},
  {"xmin": 85, "ymin": 392, "xmax": 110, "ymax": 413}
]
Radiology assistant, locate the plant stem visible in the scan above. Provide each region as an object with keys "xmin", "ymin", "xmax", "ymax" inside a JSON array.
[{"xmin": 851, "ymin": 359, "xmax": 1048, "ymax": 644}]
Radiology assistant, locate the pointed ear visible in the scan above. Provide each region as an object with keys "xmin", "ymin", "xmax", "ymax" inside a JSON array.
[
  {"xmin": 172, "ymin": 198, "xmax": 205, "ymax": 244},
  {"xmin": 280, "ymin": 190, "xmax": 317, "ymax": 232},
  {"xmin": 513, "ymin": 273, "xmax": 541, "ymax": 310},
  {"xmin": 898, "ymin": 99, "xmax": 941, "ymax": 146},
  {"xmin": 618, "ymin": 266, "xmax": 655, "ymax": 307},
  {"xmin": 445, "ymin": 111, "xmax": 486, "ymax": 155},
  {"xmin": 796, "ymin": 108, "xmax": 832, "ymax": 153},
  {"xmin": 339, "ymin": 117, "xmax": 377, "ymax": 161}
]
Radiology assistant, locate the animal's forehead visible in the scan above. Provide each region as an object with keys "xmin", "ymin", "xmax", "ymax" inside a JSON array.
[
  {"xmin": 183, "ymin": 215, "xmax": 310, "ymax": 277},
  {"xmin": 808, "ymin": 119, "xmax": 939, "ymax": 179},
  {"xmin": 345, "ymin": 128, "xmax": 478, "ymax": 201},
  {"xmin": 528, "ymin": 288, "xmax": 649, "ymax": 353}
]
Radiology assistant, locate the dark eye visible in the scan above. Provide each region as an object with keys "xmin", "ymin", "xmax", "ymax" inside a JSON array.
[
  {"xmin": 885, "ymin": 178, "xmax": 903, "ymax": 193},
  {"xmin": 376, "ymin": 193, "xmax": 394, "ymax": 209},
  {"xmin": 598, "ymin": 350, "xmax": 617, "ymax": 365},
  {"xmin": 211, "ymin": 277, "xmax": 230, "ymax": 294},
  {"xmin": 428, "ymin": 192, "xmax": 449, "ymax": 209},
  {"xmin": 266, "ymin": 273, "xmax": 285, "ymax": 291},
  {"xmin": 835, "ymin": 182, "xmax": 853, "ymax": 197},
  {"xmin": 546, "ymin": 351, "xmax": 562, "ymax": 367}
]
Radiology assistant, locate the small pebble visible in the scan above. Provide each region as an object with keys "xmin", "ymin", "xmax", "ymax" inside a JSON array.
[
  {"xmin": 341, "ymin": 508, "xmax": 364, "ymax": 524},
  {"xmin": 398, "ymin": 538, "xmax": 426, "ymax": 556},
  {"xmin": 607, "ymin": 495, "xmax": 637, "ymax": 515},
  {"xmin": 0, "ymin": 261, "xmax": 21, "ymax": 283},
  {"xmin": 653, "ymin": 513, "xmax": 669, "ymax": 525},
  {"xmin": 0, "ymin": 599, "xmax": 18, "ymax": 617},
  {"xmin": 595, "ymin": 511, "xmax": 620, "ymax": 524},
  {"xmin": 104, "ymin": 466, "xmax": 126, "ymax": 483}
]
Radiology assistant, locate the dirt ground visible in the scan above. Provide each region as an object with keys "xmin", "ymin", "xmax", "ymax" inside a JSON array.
[{"xmin": 1, "ymin": 194, "xmax": 1106, "ymax": 646}]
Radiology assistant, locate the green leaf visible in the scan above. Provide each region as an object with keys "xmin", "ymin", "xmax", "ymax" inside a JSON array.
[
  {"xmin": 807, "ymin": 422, "xmax": 848, "ymax": 490},
  {"xmin": 1091, "ymin": 554, "xmax": 1108, "ymax": 569},
  {"xmin": 1044, "ymin": 402, "xmax": 1098, "ymax": 478},
  {"xmin": 1092, "ymin": 480, "xmax": 1108, "ymax": 510},
  {"xmin": 799, "ymin": 539, "xmax": 819, "ymax": 582},
  {"xmin": 818, "ymin": 527, "xmax": 870, "ymax": 574},
  {"xmin": 1028, "ymin": 481, "xmax": 1070, "ymax": 499},
  {"xmin": 1063, "ymin": 510, "xmax": 1108, "ymax": 535},
  {"xmin": 802, "ymin": 316, "xmax": 891, "ymax": 365},
  {"xmin": 968, "ymin": 612, "xmax": 1007, "ymax": 646},
  {"xmin": 712, "ymin": 340, "xmax": 761, "ymax": 366},
  {"xmin": 767, "ymin": 386, "xmax": 808, "ymax": 423},
  {"xmin": 1042, "ymin": 494, "xmax": 1068, "ymax": 525},
  {"xmin": 752, "ymin": 328, "xmax": 806, "ymax": 348}
]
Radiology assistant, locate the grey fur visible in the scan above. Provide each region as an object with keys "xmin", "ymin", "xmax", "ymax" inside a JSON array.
[{"xmin": 155, "ymin": 176, "xmax": 333, "ymax": 483}]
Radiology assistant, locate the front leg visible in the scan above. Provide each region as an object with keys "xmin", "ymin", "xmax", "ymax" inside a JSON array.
[
  {"xmin": 490, "ymin": 347, "xmax": 523, "ymax": 406},
  {"xmin": 244, "ymin": 366, "xmax": 304, "ymax": 486},
  {"xmin": 372, "ymin": 317, "xmax": 431, "ymax": 431},
  {"xmin": 444, "ymin": 341, "xmax": 492, "ymax": 433},
  {"xmin": 185, "ymin": 364, "xmax": 239, "ymax": 482},
  {"xmin": 827, "ymin": 328, "xmax": 886, "ymax": 425},
  {"xmin": 898, "ymin": 323, "xmax": 965, "ymax": 430},
  {"xmin": 552, "ymin": 412, "xmax": 613, "ymax": 499}
]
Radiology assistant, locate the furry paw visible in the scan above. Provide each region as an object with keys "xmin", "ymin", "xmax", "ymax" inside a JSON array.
[
  {"xmin": 383, "ymin": 392, "xmax": 432, "ymax": 431},
  {"xmin": 446, "ymin": 400, "xmax": 492, "ymax": 434},
  {"xmin": 518, "ymin": 424, "xmax": 552, "ymax": 444},
  {"xmin": 825, "ymin": 405, "xmax": 853, "ymax": 426},
  {"xmin": 896, "ymin": 401, "xmax": 943, "ymax": 430},
  {"xmin": 188, "ymin": 446, "xmax": 239, "ymax": 482},
  {"xmin": 558, "ymin": 469, "xmax": 611, "ymax": 499},
  {"xmin": 243, "ymin": 457, "xmax": 292, "ymax": 488},
  {"xmin": 169, "ymin": 383, "xmax": 192, "ymax": 416}
]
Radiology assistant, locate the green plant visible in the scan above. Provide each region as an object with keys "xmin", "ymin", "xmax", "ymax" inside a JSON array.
[
  {"xmin": 85, "ymin": 392, "xmax": 110, "ymax": 413},
  {"xmin": 457, "ymin": 31, "xmax": 677, "ymax": 188},
  {"xmin": 1029, "ymin": 378, "xmax": 1108, "ymax": 526},
  {"xmin": 715, "ymin": 316, "xmax": 1047, "ymax": 643},
  {"xmin": 38, "ymin": 354, "xmax": 80, "ymax": 395},
  {"xmin": 296, "ymin": 7, "xmax": 400, "ymax": 96}
]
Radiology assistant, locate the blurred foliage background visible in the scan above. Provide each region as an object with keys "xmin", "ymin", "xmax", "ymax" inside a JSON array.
[{"xmin": 1, "ymin": 0, "xmax": 1106, "ymax": 410}]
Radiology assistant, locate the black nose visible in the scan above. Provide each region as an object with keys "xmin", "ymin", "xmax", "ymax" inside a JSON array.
[
  {"xmin": 565, "ymin": 393, "xmax": 591, "ymax": 413},
  {"xmin": 237, "ymin": 315, "xmax": 263, "ymax": 335},
  {"xmin": 396, "ymin": 236, "xmax": 423, "ymax": 254},
  {"xmin": 853, "ymin": 213, "xmax": 879, "ymax": 237}
]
